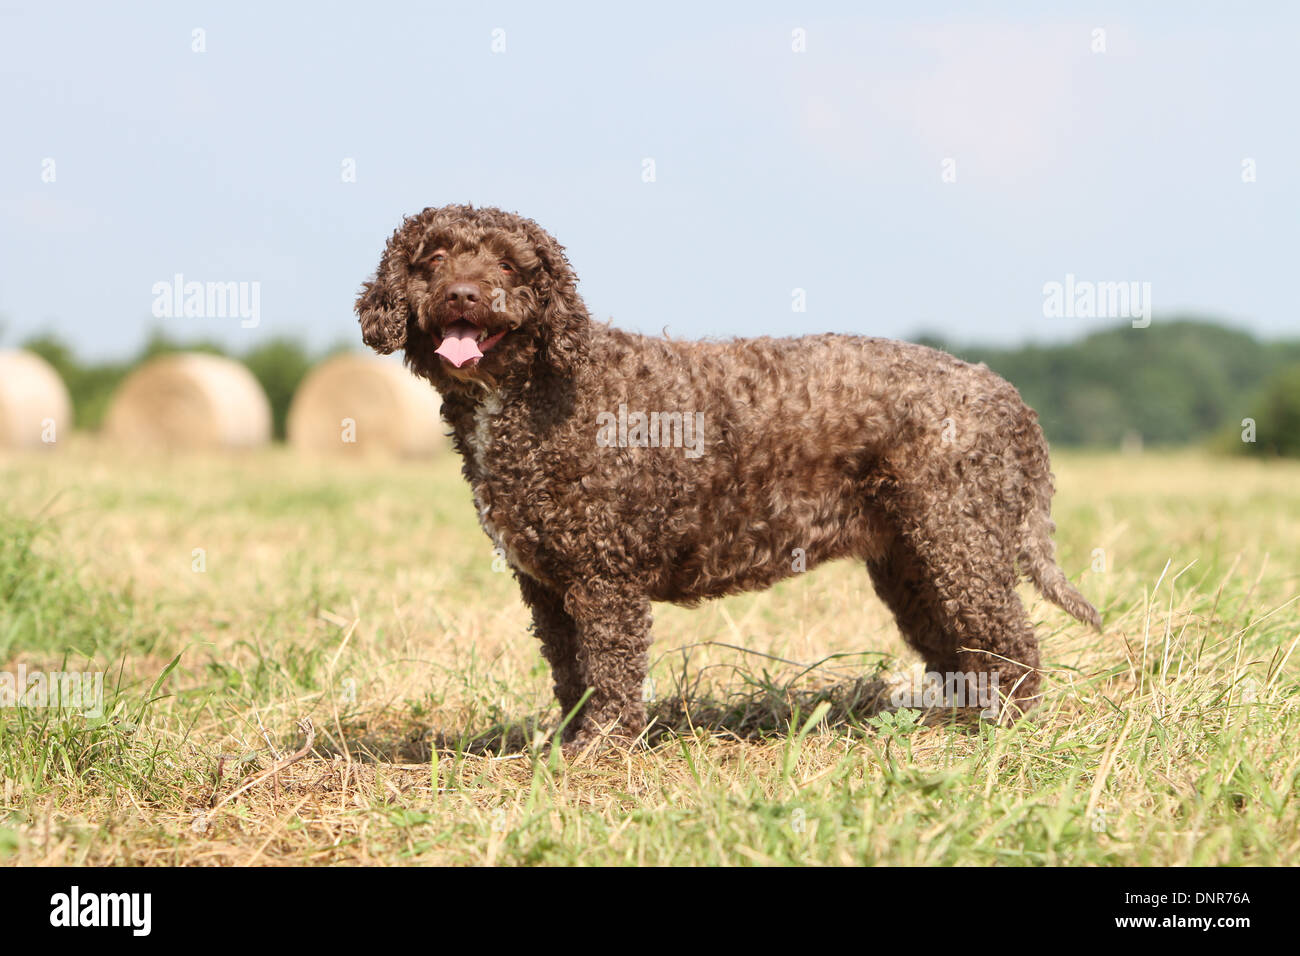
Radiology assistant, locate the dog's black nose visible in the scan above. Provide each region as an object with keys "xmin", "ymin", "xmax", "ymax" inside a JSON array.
[{"xmin": 445, "ymin": 282, "xmax": 481, "ymax": 306}]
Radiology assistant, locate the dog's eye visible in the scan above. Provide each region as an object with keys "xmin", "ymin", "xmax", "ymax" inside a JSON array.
[
  {"xmin": 427, "ymin": 251, "xmax": 447, "ymax": 265},
  {"xmin": 499, "ymin": 261, "xmax": 515, "ymax": 273}
]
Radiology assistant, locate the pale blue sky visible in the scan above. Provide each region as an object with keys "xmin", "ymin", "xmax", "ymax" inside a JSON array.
[{"xmin": 1, "ymin": 1, "xmax": 1296, "ymax": 360}]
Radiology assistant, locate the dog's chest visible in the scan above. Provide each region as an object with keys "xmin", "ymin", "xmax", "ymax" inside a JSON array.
[
  {"xmin": 463, "ymin": 396, "xmax": 545, "ymax": 580},
  {"xmin": 464, "ymin": 394, "xmax": 501, "ymax": 475}
]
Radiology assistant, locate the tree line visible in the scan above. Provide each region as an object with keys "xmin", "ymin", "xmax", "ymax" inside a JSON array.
[
  {"xmin": 5, "ymin": 318, "xmax": 1299, "ymax": 455},
  {"xmin": 920, "ymin": 318, "xmax": 1300, "ymax": 457}
]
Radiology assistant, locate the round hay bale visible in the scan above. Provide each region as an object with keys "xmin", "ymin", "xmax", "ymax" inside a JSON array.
[
  {"xmin": 104, "ymin": 353, "xmax": 271, "ymax": 450},
  {"xmin": 287, "ymin": 354, "xmax": 443, "ymax": 458},
  {"xmin": 0, "ymin": 350, "xmax": 73, "ymax": 449}
]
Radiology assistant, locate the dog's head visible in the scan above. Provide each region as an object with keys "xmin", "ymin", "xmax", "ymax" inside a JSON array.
[{"xmin": 356, "ymin": 205, "xmax": 588, "ymax": 387}]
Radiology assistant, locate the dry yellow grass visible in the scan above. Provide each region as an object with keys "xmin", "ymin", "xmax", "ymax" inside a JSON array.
[{"xmin": 1, "ymin": 439, "xmax": 1297, "ymax": 865}]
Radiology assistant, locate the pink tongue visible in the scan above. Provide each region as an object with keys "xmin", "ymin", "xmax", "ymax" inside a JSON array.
[{"xmin": 435, "ymin": 321, "xmax": 484, "ymax": 368}]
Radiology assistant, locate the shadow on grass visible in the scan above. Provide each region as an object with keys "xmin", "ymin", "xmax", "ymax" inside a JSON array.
[{"xmin": 315, "ymin": 674, "xmax": 981, "ymax": 762}]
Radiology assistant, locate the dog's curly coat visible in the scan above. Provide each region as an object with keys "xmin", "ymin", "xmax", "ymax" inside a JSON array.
[{"xmin": 357, "ymin": 204, "xmax": 1101, "ymax": 750}]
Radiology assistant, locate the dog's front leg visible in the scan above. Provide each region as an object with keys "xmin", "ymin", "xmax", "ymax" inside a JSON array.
[
  {"xmin": 516, "ymin": 575, "xmax": 588, "ymax": 739},
  {"xmin": 561, "ymin": 579, "xmax": 652, "ymax": 752}
]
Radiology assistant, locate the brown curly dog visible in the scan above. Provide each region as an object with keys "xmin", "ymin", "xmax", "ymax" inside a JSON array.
[{"xmin": 357, "ymin": 204, "xmax": 1101, "ymax": 751}]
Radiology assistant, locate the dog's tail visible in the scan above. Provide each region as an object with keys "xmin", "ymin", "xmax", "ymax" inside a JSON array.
[
  {"xmin": 1017, "ymin": 432, "xmax": 1102, "ymax": 630},
  {"xmin": 1021, "ymin": 509, "xmax": 1101, "ymax": 629}
]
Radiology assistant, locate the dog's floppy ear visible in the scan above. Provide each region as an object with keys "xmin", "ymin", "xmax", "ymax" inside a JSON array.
[
  {"xmin": 355, "ymin": 224, "xmax": 415, "ymax": 354},
  {"xmin": 538, "ymin": 276, "xmax": 589, "ymax": 374},
  {"xmin": 521, "ymin": 218, "xmax": 590, "ymax": 374},
  {"xmin": 356, "ymin": 279, "xmax": 409, "ymax": 354}
]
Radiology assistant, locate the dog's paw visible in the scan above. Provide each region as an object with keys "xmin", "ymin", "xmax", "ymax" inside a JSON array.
[
  {"xmin": 559, "ymin": 734, "xmax": 599, "ymax": 760},
  {"xmin": 558, "ymin": 728, "xmax": 644, "ymax": 761}
]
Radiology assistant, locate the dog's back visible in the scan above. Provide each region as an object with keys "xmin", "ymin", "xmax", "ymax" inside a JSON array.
[{"xmin": 572, "ymin": 329, "xmax": 1054, "ymax": 605}]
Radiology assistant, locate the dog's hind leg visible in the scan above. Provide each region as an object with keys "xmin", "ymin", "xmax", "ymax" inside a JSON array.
[
  {"xmin": 939, "ymin": 581, "xmax": 1042, "ymax": 721},
  {"xmin": 866, "ymin": 543, "xmax": 961, "ymax": 678},
  {"xmin": 866, "ymin": 514, "xmax": 1043, "ymax": 721}
]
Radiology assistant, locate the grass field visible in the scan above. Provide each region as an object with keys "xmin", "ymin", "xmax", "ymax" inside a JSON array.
[{"xmin": 1, "ymin": 440, "xmax": 1297, "ymax": 866}]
